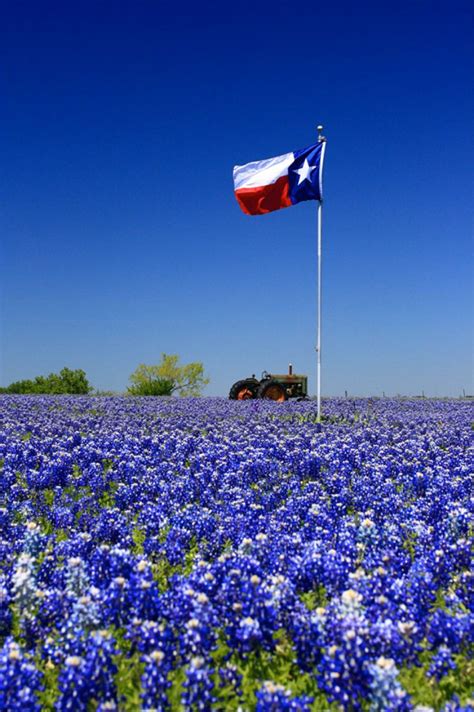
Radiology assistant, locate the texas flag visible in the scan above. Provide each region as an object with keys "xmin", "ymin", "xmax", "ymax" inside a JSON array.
[{"xmin": 233, "ymin": 141, "xmax": 325, "ymax": 216}]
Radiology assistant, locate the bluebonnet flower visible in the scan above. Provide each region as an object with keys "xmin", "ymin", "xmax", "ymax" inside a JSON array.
[
  {"xmin": 428, "ymin": 609, "xmax": 471, "ymax": 653},
  {"xmin": 0, "ymin": 394, "xmax": 472, "ymax": 707},
  {"xmin": 236, "ymin": 614, "xmax": 263, "ymax": 650},
  {"xmin": 92, "ymin": 508, "xmax": 132, "ymax": 547},
  {"xmin": 368, "ymin": 656, "xmax": 411, "ymax": 711},
  {"xmin": 102, "ymin": 575, "xmax": 132, "ymax": 627},
  {"xmin": 140, "ymin": 649, "xmax": 172, "ymax": 710},
  {"xmin": 255, "ymin": 681, "xmax": 313, "ymax": 711},
  {"xmin": 181, "ymin": 612, "xmax": 214, "ymax": 657},
  {"xmin": 37, "ymin": 588, "xmax": 67, "ymax": 639},
  {"xmin": 314, "ymin": 588, "xmax": 374, "ymax": 707},
  {"xmin": 55, "ymin": 631, "xmax": 118, "ymax": 710},
  {"xmin": 0, "ymin": 638, "xmax": 43, "ymax": 711},
  {"xmin": 82, "ymin": 631, "xmax": 118, "ymax": 705},
  {"xmin": 127, "ymin": 619, "xmax": 176, "ymax": 661},
  {"xmin": 64, "ymin": 556, "xmax": 90, "ymax": 598},
  {"xmin": 70, "ymin": 590, "xmax": 101, "ymax": 630},
  {"xmin": 428, "ymin": 645, "xmax": 456, "ymax": 680},
  {"xmin": 43, "ymin": 622, "xmax": 87, "ymax": 666},
  {"xmin": 181, "ymin": 656, "xmax": 215, "ymax": 711},
  {"xmin": 23, "ymin": 521, "xmax": 46, "ymax": 558},
  {"xmin": 0, "ymin": 575, "xmax": 12, "ymax": 636},
  {"xmin": 128, "ymin": 560, "xmax": 162, "ymax": 621},
  {"xmin": 51, "ymin": 505, "xmax": 75, "ymax": 529},
  {"xmin": 56, "ymin": 654, "xmax": 90, "ymax": 710},
  {"xmin": 218, "ymin": 662, "xmax": 242, "ymax": 697},
  {"xmin": 441, "ymin": 695, "xmax": 474, "ymax": 712},
  {"xmin": 290, "ymin": 602, "xmax": 326, "ymax": 672},
  {"xmin": 37, "ymin": 553, "xmax": 58, "ymax": 587},
  {"xmin": 11, "ymin": 553, "xmax": 37, "ymax": 614}
]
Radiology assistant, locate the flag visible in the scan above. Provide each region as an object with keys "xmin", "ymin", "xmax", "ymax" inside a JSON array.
[{"xmin": 233, "ymin": 141, "xmax": 325, "ymax": 216}]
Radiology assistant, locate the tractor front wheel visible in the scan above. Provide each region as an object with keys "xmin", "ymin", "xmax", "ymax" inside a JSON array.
[
  {"xmin": 258, "ymin": 380, "xmax": 287, "ymax": 402},
  {"xmin": 229, "ymin": 379, "xmax": 259, "ymax": 400}
]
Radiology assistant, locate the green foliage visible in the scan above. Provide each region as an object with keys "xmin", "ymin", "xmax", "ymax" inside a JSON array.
[
  {"xmin": 127, "ymin": 375, "xmax": 175, "ymax": 396},
  {"xmin": 114, "ymin": 651, "xmax": 144, "ymax": 711},
  {"xmin": 210, "ymin": 633, "xmax": 336, "ymax": 711},
  {"xmin": 131, "ymin": 526, "xmax": 146, "ymax": 555},
  {"xmin": 127, "ymin": 354, "xmax": 209, "ymax": 397},
  {"xmin": 399, "ymin": 653, "xmax": 474, "ymax": 708},
  {"xmin": 36, "ymin": 629, "xmax": 474, "ymax": 711},
  {"xmin": 299, "ymin": 585, "xmax": 328, "ymax": 611},
  {"xmin": 36, "ymin": 657, "xmax": 60, "ymax": 710},
  {"xmin": 148, "ymin": 537, "xmax": 199, "ymax": 592},
  {"xmin": 0, "ymin": 367, "xmax": 92, "ymax": 395},
  {"xmin": 98, "ymin": 482, "xmax": 119, "ymax": 509}
]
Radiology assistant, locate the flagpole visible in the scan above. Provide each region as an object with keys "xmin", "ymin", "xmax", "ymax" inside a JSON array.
[{"xmin": 316, "ymin": 125, "xmax": 326, "ymax": 423}]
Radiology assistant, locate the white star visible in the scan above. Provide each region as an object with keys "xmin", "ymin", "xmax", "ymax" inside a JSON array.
[{"xmin": 294, "ymin": 159, "xmax": 316, "ymax": 185}]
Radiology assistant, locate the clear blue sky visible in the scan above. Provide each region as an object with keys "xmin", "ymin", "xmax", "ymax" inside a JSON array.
[{"xmin": 2, "ymin": 0, "xmax": 473, "ymax": 397}]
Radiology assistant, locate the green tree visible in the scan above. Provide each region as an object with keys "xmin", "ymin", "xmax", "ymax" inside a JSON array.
[
  {"xmin": 0, "ymin": 368, "xmax": 92, "ymax": 394},
  {"xmin": 127, "ymin": 354, "xmax": 209, "ymax": 397},
  {"xmin": 52, "ymin": 367, "xmax": 91, "ymax": 394}
]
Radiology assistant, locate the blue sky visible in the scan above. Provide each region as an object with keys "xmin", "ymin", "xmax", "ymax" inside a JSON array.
[{"xmin": 2, "ymin": 0, "xmax": 473, "ymax": 397}]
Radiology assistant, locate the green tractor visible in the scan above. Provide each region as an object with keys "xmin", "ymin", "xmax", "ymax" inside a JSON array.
[{"xmin": 229, "ymin": 365, "xmax": 308, "ymax": 402}]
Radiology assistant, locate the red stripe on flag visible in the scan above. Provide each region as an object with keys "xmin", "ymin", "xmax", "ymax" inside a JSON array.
[{"xmin": 234, "ymin": 175, "xmax": 291, "ymax": 215}]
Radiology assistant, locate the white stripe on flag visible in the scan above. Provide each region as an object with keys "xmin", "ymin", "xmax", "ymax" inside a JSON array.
[{"xmin": 233, "ymin": 152, "xmax": 294, "ymax": 190}]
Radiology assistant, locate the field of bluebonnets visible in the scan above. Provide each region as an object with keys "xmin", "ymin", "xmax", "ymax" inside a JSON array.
[{"xmin": 0, "ymin": 395, "xmax": 472, "ymax": 711}]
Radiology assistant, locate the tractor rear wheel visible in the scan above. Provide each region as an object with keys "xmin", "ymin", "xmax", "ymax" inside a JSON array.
[
  {"xmin": 229, "ymin": 379, "xmax": 259, "ymax": 400},
  {"xmin": 258, "ymin": 380, "xmax": 287, "ymax": 402}
]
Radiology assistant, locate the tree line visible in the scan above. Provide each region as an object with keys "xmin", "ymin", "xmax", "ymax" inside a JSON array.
[
  {"xmin": 0, "ymin": 367, "xmax": 91, "ymax": 394},
  {"xmin": 0, "ymin": 355, "xmax": 208, "ymax": 396}
]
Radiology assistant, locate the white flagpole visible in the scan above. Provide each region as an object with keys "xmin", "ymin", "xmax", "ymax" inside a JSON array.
[{"xmin": 316, "ymin": 125, "xmax": 326, "ymax": 422}]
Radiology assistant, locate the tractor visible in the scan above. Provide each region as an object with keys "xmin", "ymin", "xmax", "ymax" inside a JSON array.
[{"xmin": 229, "ymin": 364, "xmax": 308, "ymax": 402}]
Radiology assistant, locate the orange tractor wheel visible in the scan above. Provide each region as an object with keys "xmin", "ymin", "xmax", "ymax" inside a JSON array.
[
  {"xmin": 257, "ymin": 380, "xmax": 287, "ymax": 402},
  {"xmin": 228, "ymin": 379, "xmax": 259, "ymax": 400}
]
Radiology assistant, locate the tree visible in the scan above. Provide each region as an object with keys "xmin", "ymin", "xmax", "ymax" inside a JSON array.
[
  {"xmin": 127, "ymin": 354, "xmax": 209, "ymax": 397},
  {"xmin": 0, "ymin": 368, "xmax": 92, "ymax": 394},
  {"xmin": 52, "ymin": 367, "xmax": 92, "ymax": 394}
]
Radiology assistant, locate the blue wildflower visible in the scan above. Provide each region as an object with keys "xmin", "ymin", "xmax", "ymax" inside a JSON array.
[
  {"xmin": 255, "ymin": 681, "xmax": 313, "ymax": 711},
  {"xmin": 0, "ymin": 638, "xmax": 43, "ymax": 711}
]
